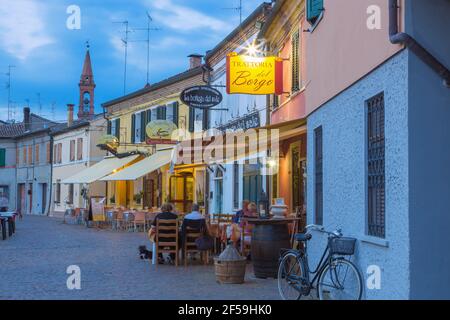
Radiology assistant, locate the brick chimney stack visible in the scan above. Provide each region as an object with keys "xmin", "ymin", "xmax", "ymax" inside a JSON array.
[
  {"xmin": 23, "ymin": 107, "xmax": 30, "ymax": 131},
  {"xmin": 188, "ymin": 54, "xmax": 203, "ymax": 69},
  {"xmin": 67, "ymin": 104, "xmax": 74, "ymax": 127}
]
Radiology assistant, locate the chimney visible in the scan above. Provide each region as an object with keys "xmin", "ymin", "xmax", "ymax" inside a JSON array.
[
  {"xmin": 23, "ymin": 107, "xmax": 31, "ymax": 131},
  {"xmin": 67, "ymin": 104, "xmax": 74, "ymax": 127},
  {"xmin": 188, "ymin": 54, "xmax": 203, "ymax": 69}
]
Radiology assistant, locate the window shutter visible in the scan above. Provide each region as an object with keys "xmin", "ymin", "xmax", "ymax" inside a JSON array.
[
  {"xmin": 140, "ymin": 111, "xmax": 146, "ymax": 142},
  {"xmin": 188, "ymin": 107, "xmax": 195, "ymax": 133},
  {"xmin": 58, "ymin": 143, "xmax": 62, "ymax": 164},
  {"xmin": 131, "ymin": 114, "xmax": 136, "ymax": 144},
  {"xmin": 28, "ymin": 146, "xmax": 32, "ymax": 165},
  {"xmin": 77, "ymin": 138, "xmax": 83, "ymax": 160},
  {"xmin": 146, "ymin": 109, "xmax": 152, "ymax": 124},
  {"xmin": 173, "ymin": 102, "xmax": 179, "ymax": 127},
  {"xmin": 307, "ymin": 0, "xmax": 323, "ymax": 23},
  {"xmin": 46, "ymin": 142, "xmax": 51, "ymax": 164},
  {"xmin": 35, "ymin": 144, "xmax": 40, "ymax": 164},
  {"xmin": 115, "ymin": 118, "xmax": 120, "ymax": 141},
  {"xmin": 53, "ymin": 145, "xmax": 57, "ymax": 164},
  {"xmin": 107, "ymin": 120, "xmax": 112, "ymax": 135},
  {"xmin": 70, "ymin": 140, "xmax": 75, "ymax": 162},
  {"xmin": 291, "ymin": 30, "xmax": 300, "ymax": 93},
  {"xmin": 0, "ymin": 148, "xmax": 5, "ymax": 167}
]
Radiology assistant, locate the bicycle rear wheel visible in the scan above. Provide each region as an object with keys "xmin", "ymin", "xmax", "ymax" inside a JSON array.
[
  {"xmin": 277, "ymin": 252, "xmax": 305, "ymax": 300},
  {"xmin": 317, "ymin": 259, "xmax": 363, "ymax": 300}
]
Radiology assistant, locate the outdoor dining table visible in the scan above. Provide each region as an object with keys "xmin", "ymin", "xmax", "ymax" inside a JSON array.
[{"xmin": 245, "ymin": 217, "xmax": 300, "ymax": 279}]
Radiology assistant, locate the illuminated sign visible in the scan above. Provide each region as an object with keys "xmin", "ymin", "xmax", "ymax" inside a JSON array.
[
  {"xmin": 226, "ymin": 52, "xmax": 283, "ymax": 95},
  {"xmin": 145, "ymin": 120, "xmax": 178, "ymax": 145}
]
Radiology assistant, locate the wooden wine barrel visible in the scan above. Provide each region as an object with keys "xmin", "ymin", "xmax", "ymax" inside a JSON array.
[{"xmin": 248, "ymin": 219, "xmax": 293, "ymax": 279}]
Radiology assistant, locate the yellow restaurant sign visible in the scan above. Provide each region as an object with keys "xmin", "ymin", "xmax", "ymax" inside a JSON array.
[{"xmin": 226, "ymin": 52, "xmax": 283, "ymax": 95}]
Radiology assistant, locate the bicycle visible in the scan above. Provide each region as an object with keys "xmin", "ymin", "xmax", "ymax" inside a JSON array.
[{"xmin": 277, "ymin": 225, "xmax": 363, "ymax": 300}]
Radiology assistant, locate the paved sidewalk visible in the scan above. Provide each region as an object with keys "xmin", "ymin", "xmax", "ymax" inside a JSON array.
[{"xmin": 0, "ymin": 215, "xmax": 280, "ymax": 300}]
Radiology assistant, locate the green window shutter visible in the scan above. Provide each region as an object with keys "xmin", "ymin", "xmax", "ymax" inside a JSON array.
[
  {"xmin": 140, "ymin": 112, "xmax": 146, "ymax": 142},
  {"xmin": 115, "ymin": 118, "xmax": 120, "ymax": 141},
  {"xmin": 173, "ymin": 102, "xmax": 179, "ymax": 127},
  {"xmin": 188, "ymin": 107, "xmax": 195, "ymax": 133},
  {"xmin": 307, "ymin": 0, "xmax": 323, "ymax": 23},
  {"xmin": 0, "ymin": 148, "xmax": 6, "ymax": 167},
  {"xmin": 203, "ymin": 109, "xmax": 209, "ymax": 130},
  {"xmin": 131, "ymin": 114, "xmax": 136, "ymax": 143},
  {"xmin": 291, "ymin": 30, "xmax": 300, "ymax": 93},
  {"xmin": 107, "ymin": 120, "xmax": 112, "ymax": 135},
  {"xmin": 146, "ymin": 109, "xmax": 152, "ymax": 124}
]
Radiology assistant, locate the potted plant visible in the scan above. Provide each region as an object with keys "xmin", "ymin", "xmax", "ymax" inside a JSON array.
[
  {"xmin": 109, "ymin": 195, "xmax": 116, "ymax": 205},
  {"xmin": 133, "ymin": 192, "xmax": 143, "ymax": 205}
]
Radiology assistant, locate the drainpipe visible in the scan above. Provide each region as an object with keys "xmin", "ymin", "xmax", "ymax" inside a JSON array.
[
  {"xmin": 47, "ymin": 135, "xmax": 53, "ymax": 216},
  {"xmin": 389, "ymin": 0, "xmax": 450, "ymax": 87}
]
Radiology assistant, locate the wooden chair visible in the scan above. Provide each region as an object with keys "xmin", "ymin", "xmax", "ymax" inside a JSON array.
[
  {"xmin": 115, "ymin": 210, "xmax": 125, "ymax": 231},
  {"xmin": 183, "ymin": 227, "xmax": 210, "ymax": 266},
  {"xmin": 133, "ymin": 211, "xmax": 147, "ymax": 232},
  {"xmin": 216, "ymin": 213, "xmax": 234, "ymax": 224},
  {"xmin": 155, "ymin": 218, "xmax": 180, "ymax": 267}
]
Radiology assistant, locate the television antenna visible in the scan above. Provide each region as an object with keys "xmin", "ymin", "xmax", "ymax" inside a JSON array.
[
  {"xmin": 5, "ymin": 65, "xmax": 16, "ymax": 121},
  {"xmin": 131, "ymin": 11, "xmax": 161, "ymax": 86},
  {"xmin": 36, "ymin": 92, "xmax": 42, "ymax": 115},
  {"xmin": 113, "ymin": 20, "xmax": 131, "ymax": 95},
  {"xmin": 223, "ymin": 0, "xmax": 243, "ymax": 24}
]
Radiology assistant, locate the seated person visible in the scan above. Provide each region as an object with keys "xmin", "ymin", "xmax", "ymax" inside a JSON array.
[
  {"xmin": 181, "ymin": 204, "xmax": 208, "ymax": 244},
  {"xmin": 232, "ymin": 200, "xmax": 250, "ymax": 224},
  {"xmin": 149, "ymin": 203, "xmax": 178, "ymax": 264}
]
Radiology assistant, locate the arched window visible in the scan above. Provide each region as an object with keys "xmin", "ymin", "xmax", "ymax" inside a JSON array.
[{"xmin": 83, "ymin": 92, "xmax": 91, "ymax": 112}]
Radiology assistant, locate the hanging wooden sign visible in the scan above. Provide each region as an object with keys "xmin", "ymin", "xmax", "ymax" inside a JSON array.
[{"xmin": 226, "ymin": 52, "xmax": 283, "ymax": 95}]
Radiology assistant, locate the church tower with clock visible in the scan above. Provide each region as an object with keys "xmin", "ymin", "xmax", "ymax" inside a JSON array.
[{"xmin": 78, "ymin": 42, "xmax": 96, "ymax": 119}]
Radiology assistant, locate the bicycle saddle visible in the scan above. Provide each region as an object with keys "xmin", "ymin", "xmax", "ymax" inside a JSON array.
[{"xmin": 294, "ymin": 233, "xmax": 312, "ymax": 242}]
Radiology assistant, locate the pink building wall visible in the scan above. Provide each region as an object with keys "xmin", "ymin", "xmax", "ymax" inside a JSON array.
[{"xmin": 304, "ymin": 0, "xmax": 405, "ymax": 115}]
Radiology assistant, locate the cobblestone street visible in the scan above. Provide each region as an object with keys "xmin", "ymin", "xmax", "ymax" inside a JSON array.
[{"xmin": 0, "ymin": 215, "xmax": 280, "ymax": 300}]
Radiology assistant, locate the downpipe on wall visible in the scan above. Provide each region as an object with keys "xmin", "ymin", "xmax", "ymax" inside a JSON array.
[{"xmin": 389, "ymin": 0, "xmax": 450, "ymax": 88}]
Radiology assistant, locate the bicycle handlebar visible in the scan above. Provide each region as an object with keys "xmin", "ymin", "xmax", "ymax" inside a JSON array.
[{"xmin": 305, "ymin": 225, "xmax": 343, "ymax": 237}]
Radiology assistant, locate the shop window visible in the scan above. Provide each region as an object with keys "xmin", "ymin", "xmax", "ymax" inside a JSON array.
[
  {"xmin": 0, "ymin": 186, "xmax": 9, "ymax": 209},
  {"xmin": 367, "ymin": 92, "xmax": 385, "ymax": 238},
  {"xmin": 314, "ymin": 126, "xmax": 323, "ymax": 225},
  {"xmin": 67, "ymin": 184, "xmax": 74, "ymax": 204}
]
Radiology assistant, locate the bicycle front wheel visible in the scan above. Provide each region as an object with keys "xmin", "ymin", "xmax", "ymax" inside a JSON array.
[
  {"xmin": 317, "ymin": 259, "xmax": 363, "ymax": 300},
  {"xmin": 277, "ymin": 252, "xmax": 305, "ymax": 300}
]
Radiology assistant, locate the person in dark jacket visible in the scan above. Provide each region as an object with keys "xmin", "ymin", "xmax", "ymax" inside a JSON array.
[
  {"xmin": 180, "ymin": 204, "xmax": 208, "ymax": 243},
  {"xmin": 150, "ymin": 203, "xmax": 178, "ymax": 264}
]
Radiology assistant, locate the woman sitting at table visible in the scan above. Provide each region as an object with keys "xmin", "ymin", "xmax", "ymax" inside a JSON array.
[{"xmin": 149, "ymin": 203, "xmax": 178, "ymax": 264}]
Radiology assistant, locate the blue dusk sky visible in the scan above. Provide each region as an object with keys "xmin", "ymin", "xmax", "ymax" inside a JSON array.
[{"xmin": 0, "ymin": 0, "xmax": 266, "ymax": 122}]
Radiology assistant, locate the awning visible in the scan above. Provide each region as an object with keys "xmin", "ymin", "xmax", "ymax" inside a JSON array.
[
  {"xmin": 62, "ymin": 155, "xmax": 141, "ymax": 184},
  {"xmin": 100, "ymin": 149, "xmax": 174, "ymax": 181}
]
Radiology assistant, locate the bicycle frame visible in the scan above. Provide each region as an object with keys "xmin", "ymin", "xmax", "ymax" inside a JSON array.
[{"xmin": 301, "ymin": 239, "xmax": 333, "ymax": 288}]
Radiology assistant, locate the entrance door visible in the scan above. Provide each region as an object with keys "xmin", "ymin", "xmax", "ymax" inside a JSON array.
[
  {"xmin": 41, "ymin": 183, "xmax": 47, "ymax": 215},
  {"xmin": 28, "ymin": 183, "xmax": 33, "ymax": 214},
  {"xmin": 243, "ymin": 164, "xmax": 262, "ymax": 205},
  {"xmin": 18, "ymin": 184, "xmax": 25, "ymax": 215},
  {"xmin": 169, "ymin": 173, "xmax": 194, "ymax": 213},
  {"xmin": 143, "ymin": 178, "xmax": 155, "ymax": 209}
]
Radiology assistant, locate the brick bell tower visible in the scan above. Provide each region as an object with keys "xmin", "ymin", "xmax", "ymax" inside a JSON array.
[{"xmin": 78, "ymin": 42, "xmax": 95, "ymax": 119}]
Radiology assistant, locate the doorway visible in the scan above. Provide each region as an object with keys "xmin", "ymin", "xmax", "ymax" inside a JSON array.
[
  {"xmin": 18, "ymin": 184, "xmax": 25, "ymax": 215},
  {"xmin": 214, "ymin": 168, "xmax": 224, "ymax": 214},
  {"xmin": 143, "ymin": 177, "xmax": 155, "ymax": 209},
  {"xmin": 243, "ymin": 164, "xmax": 262, "ymax": 205},
  {"xmin": 28, "ymin": 183, "xmax": 33, "ymax": 214},
  {"xmin": 169, "ymin": 172, "xmax": 194, "ymax": 213},
  {"xmin": 41, "ymin": 183, "xmax": 47, "ymax": 215}
]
